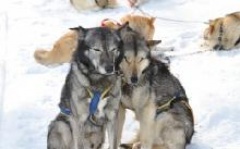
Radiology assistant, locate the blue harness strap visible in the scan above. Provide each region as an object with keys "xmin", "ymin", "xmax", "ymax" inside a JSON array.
[
  {"xmin": 59, "ymin": 104, "xmax": 72, "ymax": 115},
  {"xmin": 89, "ymin": 90, "xmax": 102, "ymax": 115}
]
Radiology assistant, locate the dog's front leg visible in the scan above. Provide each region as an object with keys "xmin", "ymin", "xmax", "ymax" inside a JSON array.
[
  {"xmin": 78, "ymin": 123, "xmax": 85, "ymax": 149},
  {"xmin": 117, "ymin": 104, "xmax": 126, "ymax": 146},
  {"xmin": 138, "ymin": 101, "xmax": 155, "ymax": 149},
  {"xmin": 107, "ymin": 115, "xmax": 118, "ymax": 149},
  {"xmin": 69, "ymin": 116, "xmax": 80, "ymax": 149}
]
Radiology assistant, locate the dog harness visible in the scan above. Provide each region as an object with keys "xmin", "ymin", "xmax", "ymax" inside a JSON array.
[
  {"xmin": 59, "ymin": 85, "xmax": 112, "ymax": 119},
  {"xmin": 214, "ymin": 22, "xmax": 224, "ymax": 50},
  {"xmin": 87, "ymin": 85, "xmax": 112, "ymax": 126},
  {"xmin": 87, "ymin": 85, "xmax": 112, "ymax": 115},
  {"xmin": 155, "ymin": 96, "xmax": 192, "ymax": 116},
  {"xmin": 60, "ymin": 104, "xmax": 72, "ymax": 115}
]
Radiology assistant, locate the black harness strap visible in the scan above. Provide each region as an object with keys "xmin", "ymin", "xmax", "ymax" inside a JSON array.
[
  {"xmin": 218, "ymin": 22, "xmax": 224, "ymax": 43},
  {"xmin": 234, "ymin": 36, "xmax": 240, "ymax": 46}
]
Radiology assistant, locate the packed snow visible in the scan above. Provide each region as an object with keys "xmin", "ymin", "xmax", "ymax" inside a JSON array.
[{"xmin": 0, "ymin": 0, "xmax": 240, "ymax": 149}]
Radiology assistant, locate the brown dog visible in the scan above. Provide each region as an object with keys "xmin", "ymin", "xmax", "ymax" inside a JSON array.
[
  {"xmin": 34, "ymin": 14, "xmax": 155, "ymax": 66},
  {"xmin": 203, "ymin": 11, "xmax": 240, "ymax": 50},
  {"xmin": 34, "ymin": 30, "xmax": 78, "ymax": 66}
]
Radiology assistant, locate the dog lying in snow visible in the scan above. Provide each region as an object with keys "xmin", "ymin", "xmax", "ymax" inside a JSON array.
[
  {"xmin": 203, "ymin": 11, "xmax": 240, "ymax": 50},
  {"xmin": 34, "ymin": 14, "xmax": 156, "ymax": 66},
  {"xmin": 70, "ymin": 0, "xmax": 151, "ymax": 11}
]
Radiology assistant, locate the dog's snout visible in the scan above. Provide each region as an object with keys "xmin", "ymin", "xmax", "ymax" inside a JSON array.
[
  {"xmin": 105, "ymin": 65, "xmax": 114, "ymax": 73},
  {"xmin": 131, "ymin": 76, "xmax": 138, "ymax": 84}
]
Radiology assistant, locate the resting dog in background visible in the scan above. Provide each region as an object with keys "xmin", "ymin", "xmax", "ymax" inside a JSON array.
[
  {"xmin": 34, "ymin": 14, "xmax": 155, "ymax": 66},
  {"xmin": 117, "ymin": 24, "xmax": 194, "ymax": 149},
  {"xmin": 47, "ymin": 26, "xmax": 122, "ymax": 149},
  {"xmin": 70, "ymin": 0, "xmax": 118, "ymax": 11},
  {"xmin": 70, "ymin": 0, "xmax": 150, "ymax": 11},
  {"xmin": 203, "ymin": 11, "xmax": 240, "ymax": 50}
]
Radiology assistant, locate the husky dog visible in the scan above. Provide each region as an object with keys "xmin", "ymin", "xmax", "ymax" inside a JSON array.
[
  {"xmin": 47, "ymin": 26, "xmax": 122, "ymax": 149},
  {"xmin": 102, "ymin": 14, "xmax": 156, "ymax": 40},
  {"xmin": 34, "ymin": 14, "xmax": 155, "ymax": 66},
  {"xmin": 117, "ymin": 24, "xmax": 194, "ymax": 149},
  {"xmin": 203, "ymin": 11, "xmax": 240, "ymax": 50}
]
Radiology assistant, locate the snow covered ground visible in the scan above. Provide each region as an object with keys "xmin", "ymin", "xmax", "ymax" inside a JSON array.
[{"xmin": 0, "ymin": 0, "xmax": 240, "ymax": 148}]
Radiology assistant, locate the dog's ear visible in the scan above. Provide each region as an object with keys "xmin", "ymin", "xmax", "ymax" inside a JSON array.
[
  {"xmin": 150, "ymin": 17, "xmax": 156, "ymax": 24},
  {"xmin": 117, "ymin": 22, "xmax": 133, "ymax": 32},
  {"xmin": 209, "ymin": 25, "xmax": 215, "ymax": 35},
  {"xmin": 69, "ymin": 26, "xmax": 86, "ymax": 40},
  {"xmin": 146, "ymin": 40, "xmax": 162, "ymax": 50}
]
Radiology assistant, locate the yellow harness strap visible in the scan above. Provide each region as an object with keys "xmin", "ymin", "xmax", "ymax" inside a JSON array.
[
  {"xmin": 86, "ymin": 85, "xmax": 113, "ymax": 99},
  {"xmin": 156, "ymin": 97, "xmax": 175, "ymax": 112}
]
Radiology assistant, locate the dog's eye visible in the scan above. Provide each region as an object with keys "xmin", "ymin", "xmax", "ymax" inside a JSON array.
[
  {"xmin": 111, "ymin": 48, "xmax": 117, "ymax": 51},
  {"xmin": 92, "ymin": 48, "xmax": 101, "ymax": 52}
]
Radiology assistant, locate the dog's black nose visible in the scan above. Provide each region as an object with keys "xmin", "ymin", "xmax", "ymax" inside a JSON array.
[
  {"xmin": 131, "ymin": 76, "xmax": 138, "ymax": 84},
  {"xmin": 105, "ymin": 65, "xmax": 114, "ymax": 73},
  {"xmin": 213, "ymin": 44, "xmax": 224, "ymax": 50}
]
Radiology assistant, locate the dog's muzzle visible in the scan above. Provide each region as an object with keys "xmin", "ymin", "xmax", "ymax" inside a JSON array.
[{"xmin": 130, "ymin": 76, "xmax": 138, "ymax": 84}]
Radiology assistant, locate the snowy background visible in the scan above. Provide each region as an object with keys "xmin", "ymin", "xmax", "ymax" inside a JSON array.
[{"xmin": 0, "ymin": 0, "xmax": 240, "ymax": 148}]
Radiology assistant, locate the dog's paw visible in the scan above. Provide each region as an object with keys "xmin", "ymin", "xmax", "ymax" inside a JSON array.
[
  {"xmin": 119, "ymin": 143, "xmax": 133, "ymax": 149},
  {"xmin": 132, "ymin": 142, "xmax": 141, "ymax": 149}
]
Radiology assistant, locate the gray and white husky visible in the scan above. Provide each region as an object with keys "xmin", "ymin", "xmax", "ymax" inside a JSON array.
[
  {"xmin": 47, "ymin": 26, "xmax": 122, "ymax": 149},
  {"xmin": 117, "ymin": 24, "xmax": 194, "ymax": 149}
]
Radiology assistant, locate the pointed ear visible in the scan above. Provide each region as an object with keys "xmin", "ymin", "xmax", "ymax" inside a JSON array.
[
  {"xmin": 117, "ymin": 22, "xmax": 132, "ymax": 32},
  {"xmin": 150, "ymin": 17, "xmax": 156, "ymax": 23},
  {"xmin": 69, "ymin": 26, "xmax": 86, "ymax": 40},
  {"xmin": 146, "ymin": 40, "xmax": 162, "ymax": 49},
  {"xmin": 209, "ymin": 19, "xmax": 214, "ymax": 24},
  {"xmin": 209, "ymin": 25, "xmax": 214, "ymax": 35}
]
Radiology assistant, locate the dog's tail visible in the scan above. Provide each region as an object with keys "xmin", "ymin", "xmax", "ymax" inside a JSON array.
[
  {"xmin": 34, "ymin": 30, "xmax": 77, "ymax": 66},
  {"xmin": 34, "ymin": 47, "xmax": 71, "ymax": 66},
  {"xmin": 34, "ymin": 49, "xmax": 58, "ymax": 66}
]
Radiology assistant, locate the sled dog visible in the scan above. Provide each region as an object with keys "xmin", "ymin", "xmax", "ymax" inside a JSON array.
[
  {"xmin": 47, "ymin": 26, "xmax": 122, "ymax": 149},
  {"xmin": 34, "ymin": 14, "xmax": 155, "ymax": 66},
  {"xmin": 118, "ymin": 24, "xmax": 194, "ymax": 149},
  {"xmin": 203, "ymin": 11, "xmax": 240, "ymax": 50}
]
